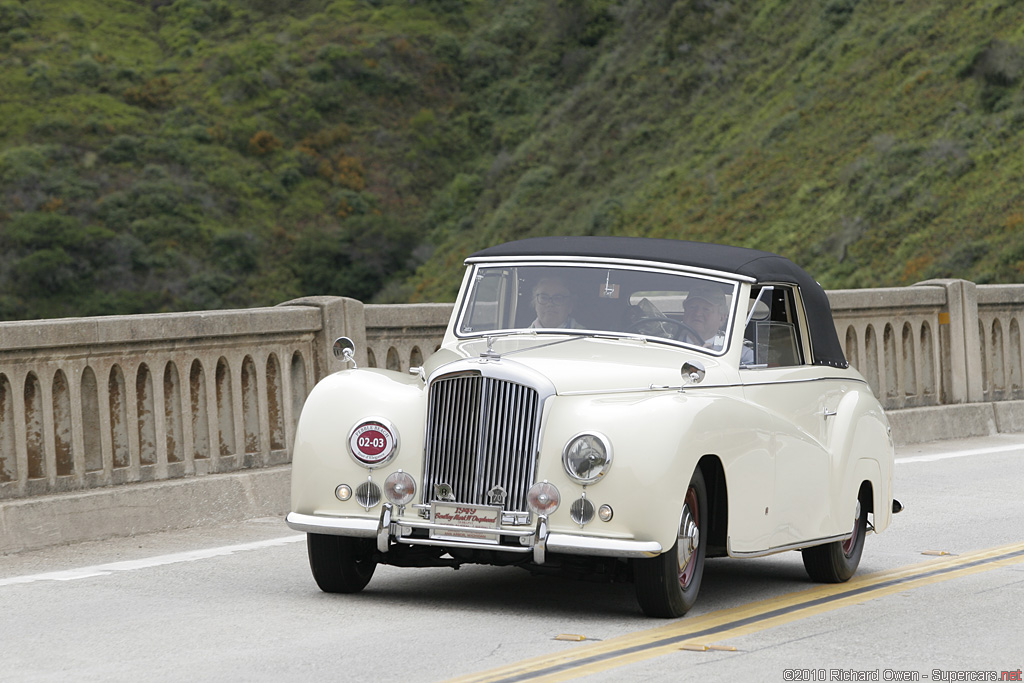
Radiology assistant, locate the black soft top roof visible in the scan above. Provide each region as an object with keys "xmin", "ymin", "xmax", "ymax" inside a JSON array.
[{"xmin": 469, "ymin": 236, "xmax": 847, "ymax": 368}]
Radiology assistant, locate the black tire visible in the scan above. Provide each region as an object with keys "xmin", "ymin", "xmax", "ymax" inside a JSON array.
[
  {"xmin": 634, "ymin": 468, "xmax": 708, "ymax": 618},
  {"xmin": 307, "ymin": 533, "xmax": 377, "ymax": 593},
  {"xmin": 801, "ymin": 487, "xmax": 869, "ymax": 583}
]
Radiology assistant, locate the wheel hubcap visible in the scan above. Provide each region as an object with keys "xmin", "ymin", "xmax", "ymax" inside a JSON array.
[
  {"xmin": 677, "ymin": 487, "xmax": 700, "ymax": 587},
  {"xmin": 842, "ymin": 500, "xmax": 861, "ymax": 556}
]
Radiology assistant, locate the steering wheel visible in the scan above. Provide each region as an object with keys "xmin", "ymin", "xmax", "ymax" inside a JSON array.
[{"xmin": 625, "ymin": 317, "xmax": 705, "ymax": 345}]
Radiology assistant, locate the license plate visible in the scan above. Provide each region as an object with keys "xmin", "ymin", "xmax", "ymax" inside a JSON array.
[{"xmin": 430, "ymin": 502, "xmax": 502, "ymax": 544}]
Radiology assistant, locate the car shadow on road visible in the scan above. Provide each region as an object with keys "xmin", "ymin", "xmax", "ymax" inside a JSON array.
[{"xmin": 296, "ymin": 551, "xmax": 833, "ymax": 620}]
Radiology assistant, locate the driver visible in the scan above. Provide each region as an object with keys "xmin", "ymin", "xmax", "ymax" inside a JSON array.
[
  {"xmin": 529, "ymin": 276, "xmax": 584, "ymax": 329},
  {"xmin": 681, "ymin": 283, "xmax": 728, "ymax": 350}
]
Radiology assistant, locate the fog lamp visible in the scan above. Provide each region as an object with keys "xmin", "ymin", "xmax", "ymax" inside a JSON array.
[
  {"xmin": 384, "ymin": 471, "xmax": 416, "ymax": 506},
  {"xmin": 527, "ymin": 481, "xmax": 561, "ymax": 516}
]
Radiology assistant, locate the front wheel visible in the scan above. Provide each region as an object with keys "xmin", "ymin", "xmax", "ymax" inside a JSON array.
[
  {"xmin": 634, "ymin": 468, "xmax": 708, "ymax": 618},
  {"xmin": 801, "ymin": 487, "xmax": 869, "ymax": 583},
  {"xmin": 307, "ymin": 533, "xmax": 377, "ymax": 593}
]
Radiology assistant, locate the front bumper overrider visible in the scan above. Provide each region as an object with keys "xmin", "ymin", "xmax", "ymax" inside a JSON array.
[{"xmin": 285, "ymin": 505, "xmax": 663, "ymax": 564}]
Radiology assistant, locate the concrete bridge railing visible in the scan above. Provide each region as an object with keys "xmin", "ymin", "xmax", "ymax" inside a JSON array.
[{"xmin": 0, "ymin": 280, "xmax": 1018, "ymax": 503}]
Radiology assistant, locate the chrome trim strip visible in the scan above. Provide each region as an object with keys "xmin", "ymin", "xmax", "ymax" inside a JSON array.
[
  {"xmin": 736, "ymin": 375, "xmax": 870, "ymax": 387},
  {"xmin": 464, "ymin": 255, "xmax": 758, "ymax": 283},
  {"xmin": 726, "ymin": 532, "xmax": 852, "ymax": 558},
  {"xmin": 285, "ymin": 512, "xmax": 377, "ymax": 538},
  {"xmin": 457, "ymin": 328, "xmax": 730, "ymax": 357},
  {"xmin": 559, "ymin": 375, "xmax": 867, "ymax": 396},
  {"xmin": 396, "ymin": 516, "xmax": 536, "ymax": 538},
  {"xmin": 545, "ymin": 533, "xmax": 663, "ymax": 558},
  {"xmin": 397, "ymin": 536, "xmax": 533, "ymax": 554},
  {"xmin": 558, "ymin": 384, "xmax": 742, "ymax": 396}
]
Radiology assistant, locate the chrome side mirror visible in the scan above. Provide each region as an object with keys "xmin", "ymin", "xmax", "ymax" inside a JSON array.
[
  {"xmin": 332, "ymin": 337, "xmax": 358, "ymax": 368},
  {"xmin": 681, "ymin": 360, "xmax": 705, "ymax": 386}
]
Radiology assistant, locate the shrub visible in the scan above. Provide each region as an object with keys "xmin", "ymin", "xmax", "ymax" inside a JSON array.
[
  {"xmin": 70, "ymin": 58, "xmax": 103, "ymax": 87},
  {"xmin": 10, "ymin": 248, "xmax": 76, "ymax": 295},
  {"xmin": 0, "ymin": 146, "xmax": 49, "ymax": 183},
  {"xmin": 124, "ymin": 77, "xmax": 174, "ymax": 109},
  {"xmin": 249, "ymin": 130, "xmax": 282, "ymax": 155},
  {"xmin": 100, "ymin": 135, "xmax": 142, "ymax": 164}
]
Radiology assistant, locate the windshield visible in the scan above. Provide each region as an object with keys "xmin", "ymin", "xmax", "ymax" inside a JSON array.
[{"xmin": 457, "ymin": 264, "xmax": 739, "ymax": 354}]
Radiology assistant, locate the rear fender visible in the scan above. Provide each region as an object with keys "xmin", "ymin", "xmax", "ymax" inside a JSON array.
[{"xmin": 830, "ymin": 389, "xmax": 894, "ymax": 534}]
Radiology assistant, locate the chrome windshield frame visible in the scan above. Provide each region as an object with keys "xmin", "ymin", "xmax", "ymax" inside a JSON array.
[{"xmin": 453, "ymin": 260, "xmax": 743, "ymax": 358}]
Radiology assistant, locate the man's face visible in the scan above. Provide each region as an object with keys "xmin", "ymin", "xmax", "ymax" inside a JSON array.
[
  {"xmin": 533, "ymin": 280, "xmax": 574, "ymax": 328},
  {"xmin": 682, "ymin": 296, "xmax": 725, "ymax": 341}
]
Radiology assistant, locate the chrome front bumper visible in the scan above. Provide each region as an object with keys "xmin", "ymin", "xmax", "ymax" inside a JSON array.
[{"xmin": 285, "ymin": 505, "xmax": 663, "ymax": 564}]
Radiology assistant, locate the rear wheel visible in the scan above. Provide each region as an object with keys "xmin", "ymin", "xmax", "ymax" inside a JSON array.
[
  {"xmin": 307, "ymin": 533, "xmax": 377, "ymax": 593},
  {"xmin": 634, "ymin": 468, "xmax": 707, "ymax": 618},
  {"xmin": 801, "ymin": 487, "xmax": 869, "ymax": 583}
]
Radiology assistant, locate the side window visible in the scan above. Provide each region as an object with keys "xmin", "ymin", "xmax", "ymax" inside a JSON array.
[{"xmin": 745, "ymin": 286, "xmax": 805, "ymax": 367}]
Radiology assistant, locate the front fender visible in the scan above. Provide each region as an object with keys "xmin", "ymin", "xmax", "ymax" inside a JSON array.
[
  {"xmin": 534, "ymin": 387, "xmax": 765, "ymax": 554},
  {"xmin": 290, "ymin": 368, "xmax": 427, "ymax": 516}
]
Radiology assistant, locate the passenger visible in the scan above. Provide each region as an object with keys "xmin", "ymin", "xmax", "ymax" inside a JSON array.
[
  {"xmin": 682, "ymin": 282, "xmax": 729, "ymax": 349},
  {"xmin": 684, "ymin": 282, "xmax": 755, "ymax": 364}
]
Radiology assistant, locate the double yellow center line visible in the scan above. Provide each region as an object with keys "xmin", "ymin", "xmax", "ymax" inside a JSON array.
[{"xmin": 450, "ymin": 541, "xmax": 1024, "ymax": 683}]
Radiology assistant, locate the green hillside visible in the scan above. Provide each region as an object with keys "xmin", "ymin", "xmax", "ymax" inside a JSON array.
[{"xmin": 2, "ymin": 0, "xmax": 1023, "ymax": 320}]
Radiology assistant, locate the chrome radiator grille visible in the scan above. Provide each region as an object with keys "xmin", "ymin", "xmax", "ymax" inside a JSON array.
[{"xmin": 422, "ymin": 372, "xmax": 541, "ymax": 515}]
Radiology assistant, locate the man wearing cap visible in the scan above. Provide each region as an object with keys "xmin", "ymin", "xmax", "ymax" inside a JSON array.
[
  {"xmin": 682, "ymin": 282, "xmax": 729, "ymax": 350},
  {"xmin": 682, "ymin": 282, "xmax": 755, "ymax": 364}
]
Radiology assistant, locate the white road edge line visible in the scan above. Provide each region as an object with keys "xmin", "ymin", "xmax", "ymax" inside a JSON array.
[
  {"xmin": 0, "ymin": 534, "xmax": 306, "ymax": 587},
  {"xmin": 896, "ymin": 442, "xmax": 1024, "ymax": 464}
]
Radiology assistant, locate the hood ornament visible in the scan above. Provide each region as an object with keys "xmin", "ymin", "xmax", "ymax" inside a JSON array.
[{"xmin": 480, "ymin": 335, "xmax": 501, "ymax": 361}]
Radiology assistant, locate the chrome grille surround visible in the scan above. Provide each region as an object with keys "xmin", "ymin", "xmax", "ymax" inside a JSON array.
[{"xmin": 421, "ymin": 360, "xmax": 556, "ymax": 524}]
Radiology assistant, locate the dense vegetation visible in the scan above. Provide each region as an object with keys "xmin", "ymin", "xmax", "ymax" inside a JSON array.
[{"xmin": 2, "ymin": 0, "xmax": 1023, "ymax": 320}]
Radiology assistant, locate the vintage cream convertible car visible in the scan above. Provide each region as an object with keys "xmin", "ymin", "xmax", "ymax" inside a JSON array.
[{"xmin": 286, "ymin": 236, "xmax": 899, "ymax": 617}]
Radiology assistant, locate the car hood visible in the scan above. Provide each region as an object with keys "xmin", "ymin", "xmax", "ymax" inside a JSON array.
[{"xmin": 426, "ymin": 335, "xmax": 731, "ymax": 394}]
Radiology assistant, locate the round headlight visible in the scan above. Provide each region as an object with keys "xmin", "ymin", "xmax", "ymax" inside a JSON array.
[
  {"xmin": 527, "ymin": 481, "xmax": 560, "ymax": 516},
  {"xmin": 348, "ymin": 418, "xmax": 399, "ymax": 468},
  {"xmin": 562, "ymin": 432, "xmax": 612, "ymax": 484},
  {"xmin": 384, "ymin": 471, "xmax": 416, "ymax": 506}
]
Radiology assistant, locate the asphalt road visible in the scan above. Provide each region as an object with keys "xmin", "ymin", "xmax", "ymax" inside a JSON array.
[{"xmin": 2, "ymin": 434, "xmax": 1023, "ymax": 683}]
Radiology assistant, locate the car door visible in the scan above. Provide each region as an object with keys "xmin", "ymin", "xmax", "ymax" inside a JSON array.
[{"xmin": 739, "ymin": 285, "xmax": 842, "ymax": 549}]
